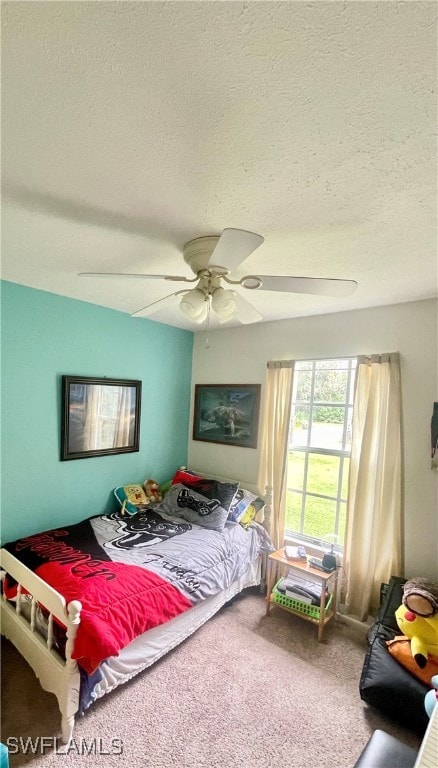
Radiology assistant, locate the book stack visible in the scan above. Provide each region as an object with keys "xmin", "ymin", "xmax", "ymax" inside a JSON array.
[{"xmin": 277, "ymin": 572, "xmax": 328, "ymax": 606}]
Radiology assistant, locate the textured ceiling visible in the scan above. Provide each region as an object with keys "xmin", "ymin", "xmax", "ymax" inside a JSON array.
[{"xmin": 1, "ymin": 1, "xmax": 437, "ymax": 330}]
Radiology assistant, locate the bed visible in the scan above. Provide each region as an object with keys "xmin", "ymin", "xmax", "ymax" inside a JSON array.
[{"xmin": 0, "ymin": 469, "xmax": 273, "ymax": 743}]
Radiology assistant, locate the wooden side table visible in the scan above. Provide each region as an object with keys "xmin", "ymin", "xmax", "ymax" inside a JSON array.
[{"xmin": 265, "ymin": 547, "xmax": 338, "ymax": 642}]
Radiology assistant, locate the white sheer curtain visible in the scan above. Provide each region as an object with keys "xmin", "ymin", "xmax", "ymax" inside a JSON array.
[
  {"xmin": 114, "ymin": 386, "xmax": 135, "ymax": 447},
  {"xmin": 343, "ymin": 352, "xmax": 403, "ymax": 621},
  {"xmin": 83, "ymin": 385, "xmax": 135, "ymax": 450},
  {"xmin": 258, "ymin": 361, "xmax": 294, "ymax": 549},
  {"xmin": 83, "ymin": 385, "xmax": 103, "ymax": 450}
]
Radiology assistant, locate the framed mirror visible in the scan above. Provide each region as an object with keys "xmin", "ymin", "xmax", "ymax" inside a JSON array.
[{"xmin": 61, "ymin": 376, "xmax": 141, "ymax": 460}]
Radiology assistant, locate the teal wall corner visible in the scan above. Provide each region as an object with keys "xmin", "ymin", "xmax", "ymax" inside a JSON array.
[{"xmin": 0, "ymin": 281, "xmax": 193, "ymax": 542}]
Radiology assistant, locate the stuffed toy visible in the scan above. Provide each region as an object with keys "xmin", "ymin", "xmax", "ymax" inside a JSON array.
[
  {"xmin": 394, "ymin": 577, "xmax": 438, "ymax": 668},
  {"xmin": 143, "ymin": 479, "xmax": 162, "ymax": 504},
  {"xmin": 424, "ymin": 674, "xmax": 438, "ymax": 718},
  {"xmin": 115, "ymin": 483, "xmax": 151, "ymax": 516}
]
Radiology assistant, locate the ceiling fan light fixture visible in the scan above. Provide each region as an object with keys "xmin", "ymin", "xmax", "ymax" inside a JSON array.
[
  {"xmin": 179, "ymin": 288, "xmax": 207, "ymax": 321},
  {"xmin": 190, "ymin": 302, "xmax": 208, "ymax": 324},
  {"xmin": 211, "ymin": 287, "xmax": 237, "ymax": 322}
]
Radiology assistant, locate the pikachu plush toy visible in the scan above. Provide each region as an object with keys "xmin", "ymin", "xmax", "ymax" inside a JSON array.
[{"xmin": 395, "ymin": 577, "xmax": 438, "ymax": 668}]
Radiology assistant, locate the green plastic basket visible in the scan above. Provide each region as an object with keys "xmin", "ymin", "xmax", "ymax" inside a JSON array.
[{"xmin": 272, "ymin": 580, "xmax": 333, "ymax": 619}]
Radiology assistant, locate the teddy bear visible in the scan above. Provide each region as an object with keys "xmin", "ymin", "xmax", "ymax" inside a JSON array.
[
  {"xmin": 143, "ymin": 479, "xmax": 163, "ymax": 504},
  {"xmin": 395, "ymin": 577, "xmax": 438, "ymax": 668}
]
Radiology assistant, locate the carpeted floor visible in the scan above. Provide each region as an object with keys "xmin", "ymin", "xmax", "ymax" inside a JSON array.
[{"xmin": 1, "ymin": 590, "xmax": 422, "ymax": 768}]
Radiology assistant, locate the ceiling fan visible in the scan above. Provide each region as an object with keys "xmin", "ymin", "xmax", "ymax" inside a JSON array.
[{"xmin": 79, "ymin": 228, "xmax": 357, "ymax": 325}]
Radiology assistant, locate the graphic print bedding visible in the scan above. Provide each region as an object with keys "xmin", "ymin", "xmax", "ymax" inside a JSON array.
[{"xmin": 3, "ymin": 508, "xmax": 271, "ymax": 675}]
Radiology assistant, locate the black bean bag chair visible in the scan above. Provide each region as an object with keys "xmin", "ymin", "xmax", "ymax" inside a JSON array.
[{"xmin": 359, "ymin": 576, "xmax": 430, "ymax": 737}]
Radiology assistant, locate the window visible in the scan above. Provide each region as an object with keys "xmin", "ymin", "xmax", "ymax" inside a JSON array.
[{"xmin": 286, "ymin": 358, "xmax": 357, "ymax": 550}]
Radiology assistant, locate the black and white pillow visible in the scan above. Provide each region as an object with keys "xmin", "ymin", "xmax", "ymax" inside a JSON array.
[{"xmin": 157, "ymin": 481, "xmax": 238, "ymax": 531}]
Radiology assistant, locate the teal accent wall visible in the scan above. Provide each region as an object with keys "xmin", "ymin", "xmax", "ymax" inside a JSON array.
[{"xmin": 0, "ymin": 281, "xmax": 193, "ymax": 542}]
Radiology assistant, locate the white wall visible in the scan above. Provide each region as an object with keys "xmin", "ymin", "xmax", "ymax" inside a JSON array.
[{"xmin": 189, "ymin": 299, "xmax": 438, "ymax": 580}]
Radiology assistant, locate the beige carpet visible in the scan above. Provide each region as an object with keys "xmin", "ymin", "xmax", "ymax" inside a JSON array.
[{"xmin": 1, "ymin": 590, "xmax": 421, "ymax": 768}]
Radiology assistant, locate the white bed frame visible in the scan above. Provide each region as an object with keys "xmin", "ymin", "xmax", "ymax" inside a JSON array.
[{"xmin": 0, "ymin": 476, "xmax": 272, "ymax": 744}]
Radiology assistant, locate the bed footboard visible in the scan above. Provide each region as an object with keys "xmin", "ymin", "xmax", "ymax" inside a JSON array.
[{"xmin": 0, "ymin": 548, "xmax": 82, "ymax": 743}]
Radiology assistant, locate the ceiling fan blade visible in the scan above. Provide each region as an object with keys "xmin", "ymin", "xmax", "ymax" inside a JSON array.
[
  {"xmin": 233, "ymin": 292, "xmax": 263, "ymax": 325},
  {"xmin": 79, "ymin": 272, "xmax": 192, "ymax": 282},
  {"xmin": 131, "ymin": 291, "xmax": 184, "ymax": 317},
  {"xmin": 207, "ymin": 228, "xmax": 264, "ymax": 272},
  {"xmin": 251, "ymin": 275, "xmax": 357, "ymax": 297}
]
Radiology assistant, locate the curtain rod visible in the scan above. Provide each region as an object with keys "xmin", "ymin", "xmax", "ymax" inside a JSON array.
[
  {"xmin": 267, "ymin": 353, "xmax": 399, "ymax": 367},
  {"xmin": 267, "ymin": 355, "xmax": 358, "ymax": 367},
  {"xmin": 358, "ymin": 352, "xmax": 400, "ymax": 364}
]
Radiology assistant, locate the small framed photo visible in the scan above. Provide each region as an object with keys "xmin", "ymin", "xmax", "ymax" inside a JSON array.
[{"xmin": 193, "ymin": 384, "xmax": 261, "ymax": 448}]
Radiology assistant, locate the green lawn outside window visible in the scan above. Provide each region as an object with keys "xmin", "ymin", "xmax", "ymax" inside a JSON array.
[{"xmin": 286, "ymin": 450, "xmax": 348, "ymax": 544}]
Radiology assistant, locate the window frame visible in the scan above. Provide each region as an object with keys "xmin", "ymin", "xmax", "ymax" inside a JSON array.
[{"xmin": 286, "ymin": 357, "xmax": 357, "ymax": 551}]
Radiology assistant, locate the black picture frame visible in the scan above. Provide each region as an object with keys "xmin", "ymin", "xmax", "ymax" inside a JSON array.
[
  {"xmin": 193, "ymin": 384, "xmax": 261, "ymax": 448},
  {"xmin": 61, "ymin": 375, "xmax": 141, "ymax": 460}
]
